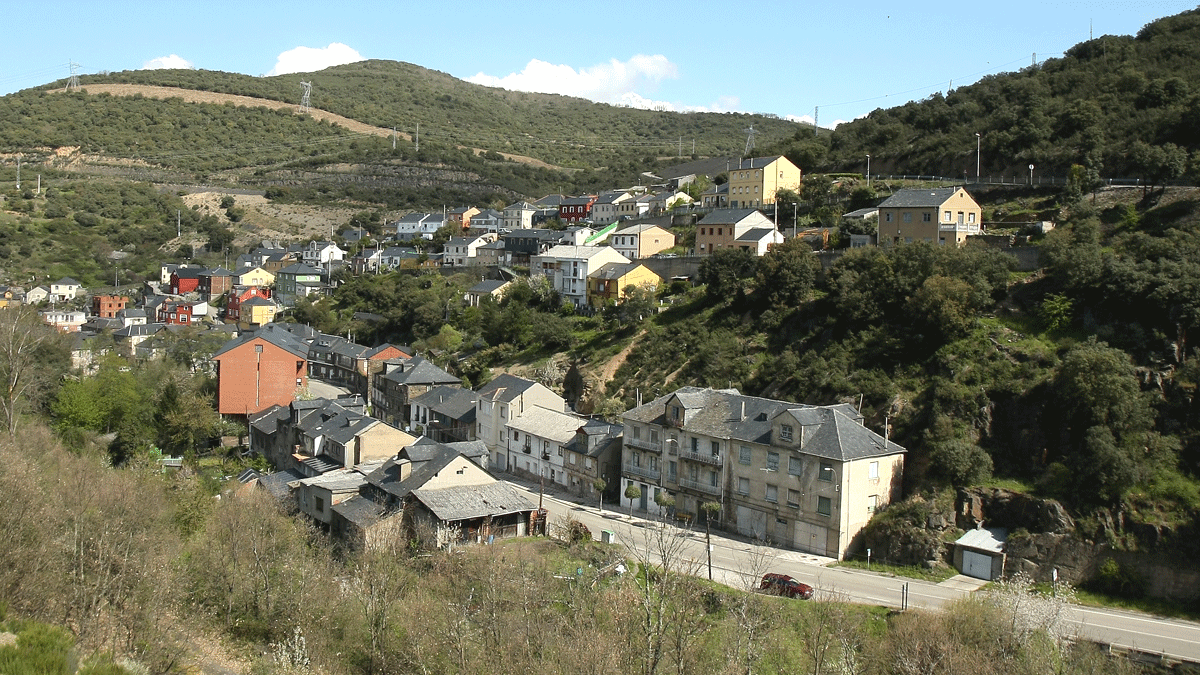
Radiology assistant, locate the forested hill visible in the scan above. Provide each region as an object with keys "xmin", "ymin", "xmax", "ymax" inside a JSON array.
[
  {"xmin": 26, "ymin": 59, "xmax": 797, "ymax": 170},
  {"xmin": 768, "ymin": 8, "xmax": 1200, "ymax": 182}
]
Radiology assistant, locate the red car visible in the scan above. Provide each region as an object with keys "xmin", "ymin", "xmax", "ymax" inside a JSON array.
[{"xmin": 759, "ymin": 573, "xmax": 814, "ymax": 599}]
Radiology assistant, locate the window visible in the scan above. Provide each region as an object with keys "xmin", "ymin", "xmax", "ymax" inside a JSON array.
[
  {"xmin": 780, "ymin": 424, "xmax": 793, "ymax": 442},
  {"xmin": 314, "ymin": 496, "xmax": 325, "ymax": 513},
  {"xmin": 569, "ymin": 454, "xmax": 576, "ymax": 465},
  {"xmin": 788, "ymin": 456, "xmax": 802, "ymax": 476},
  {"xmin": 710, "ymin": 470, "xmax": 719, "ymax": 487},
  {"xmin": 650, "ymin": 429, "xmax": 659, "ymax": 444},
  {"xmin": 944, "ymin": 210, "xmax": 952, "ymax": 222},
  {"xmin": 819, "ymin": 462, "xmax": 833, "ymax": 482},
  {"xmin": 868, "ymin": 494, "xmax": 878, "ymax": 512},
  {"xmin": 510, "ymin": 431, "xmax": 516, "ymax": 441},
  {"xmin": 585, "ymin": 458, "xmax": 593, "ymax": 469},
  {"xmin": 633, "ymin": 426, "xmax": 641, "ymax": 440},
  {"xmin": 690, "ymin": 437, "xmax": 699, "ymax": 452},
  {"xmin": 671, "ymin": 405, "xmax": 681, "ymax": 420},
  {"xmin": 669, "ymin": 461, "xmax": 677, "ymax": 481},
  {"xmin": 711, "ymin": 441, "xmax": 720, "ymax": 457},
  {"xmin": 902, "ymin": 212, "xmax": 912, "ymax": 223},
  {"xmin": 817, "ymin": 496, "xmax": 832, "ymax": 516},
  {"xmin": 885, "ymin": 212, "xmax": 893, "ymax": 222},
  {"xmin": 738, "ymin": 477, "xmax": 750, "ymax": 495},
  {"xmin": 633, "ymin": 453, "xmax": 641, "ymax": 467},
  {"xmin": 923, "ymin": 212, "xmax": 932, "ymax": 222},
  {"xmin": 869, "ymin": 461, "xmax": 879, "ymax": 480},
  {"xmin": 766, "ymin": 452, "xmax": 779, "ymax": 472},
  {"xmin": 739, "ymin": 446, "xmax": 752, "ymax": 465},
  {"xmin": 765, "ymin": 484, "xmax": 778, "ymax": 503},
  {"xmin": 969, "ymin": 212, "xmax": 976, "ymax": 223},
  {"xmin": 787, "ymin": 489, "xmax": 801, "ymax": 509}
]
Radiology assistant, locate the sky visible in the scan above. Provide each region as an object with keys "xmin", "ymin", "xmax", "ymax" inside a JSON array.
[{"xmin": 2, "ymin": 0, "xmax": 1197, "ymax": 129}]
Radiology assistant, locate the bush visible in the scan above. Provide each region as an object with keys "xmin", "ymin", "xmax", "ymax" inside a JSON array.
[{"xmin": 1086, "ymin": 558, "xmax": 1146, "ymax": 599}]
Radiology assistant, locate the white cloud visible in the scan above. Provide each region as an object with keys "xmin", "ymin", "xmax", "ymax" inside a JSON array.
[
  {"xmin": 466, "ymin": 54, "xmax": 678, "ymax": 106},
  {"xmin": 142, "ymin": 54, "xmax": 194, "ymax": 70},
  {"xmin": 267, "ymin": 43, "xmax": 364, "ymax": 76}
]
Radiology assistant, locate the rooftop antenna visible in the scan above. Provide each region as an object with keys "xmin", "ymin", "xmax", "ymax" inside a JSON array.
[
  {"xmin": 743, "ymin": 124, "xmax": 758, "ymax": 156},
  {"xmin": 299, "ymin": 81, "xmax": 312, "ymax": 113},
  {"xmin": 66, "ymin": 61, "xmax": 80, "ymax": 91}
]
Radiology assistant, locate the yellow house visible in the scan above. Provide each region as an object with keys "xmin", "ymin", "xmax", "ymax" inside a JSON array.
[
  {"xmin": 877, "ymin": 187, "xmax": 982, "ymax": 247},
  {"xmin": 237, "ymin": 266, "xmax": 276, "ymax": 287},
  {"xmin": 240, "ymin": 296, "xmax": 279, "ymax": 327},
  {"xmin": 588, "ymin": 262, "xmax": 662, "ymax": 308},
  {"xmin": 611, "ymin": 222, "xmax": 676, "ymax": 259},
  {"xmin": 727, "ymin": 155, "xmax": 802, "ymax": 209}
]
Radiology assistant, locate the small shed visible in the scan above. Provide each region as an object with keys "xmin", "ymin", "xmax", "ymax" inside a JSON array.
[{"xmin": 954, "ymin": 526, "xmax": 1007, "ymax": 580}]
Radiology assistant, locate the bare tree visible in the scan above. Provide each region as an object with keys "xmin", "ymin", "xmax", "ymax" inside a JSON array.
[
  {"xmin": 623, "ymin": 520, "xmax": 703, "ymax": 675},
  {"xmin": 0, "ymin": 306, "xmax": 68, "ymax": 435}
]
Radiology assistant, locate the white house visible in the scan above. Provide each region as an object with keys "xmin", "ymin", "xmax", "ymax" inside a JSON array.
[
  {"xmin": 443, "ymin": 233, "xmax": 498, "ymax": 267},
  {"xmin": 502, "ymin": 406, "xmax": 588, "ymax": 487},
  {"xmin": 530, "ymin": 245, "xmax": 630, "ymax": 308},
  {"xmin": 502, "ymin": 202, "xmax": 537, "ymax": 231},
  {"xmin": 394, "ymin": 213, "xmax": 446, "ymax": 241},
  {"xmin": 302, "ymin": 241, "xmax": 347, "ymax": 266}
]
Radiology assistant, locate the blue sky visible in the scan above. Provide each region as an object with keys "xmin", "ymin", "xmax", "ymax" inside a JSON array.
[{"xmin": 2, "ymin": 0, "xmax": 1196, "ymax": 128}]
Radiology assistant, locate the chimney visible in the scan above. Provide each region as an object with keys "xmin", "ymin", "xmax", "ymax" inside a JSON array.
[
  {"xmin": 740, "ymin": 401, "xmax": 746, "ymax": 421},
  {"xmin": 398, "ymin": 458, "xmax": 412, "ymax": 481}
]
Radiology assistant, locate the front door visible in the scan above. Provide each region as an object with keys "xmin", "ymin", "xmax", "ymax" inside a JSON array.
[{"xmin": 638, "ymin": 484, "xmax": 648, "ymax": 512}]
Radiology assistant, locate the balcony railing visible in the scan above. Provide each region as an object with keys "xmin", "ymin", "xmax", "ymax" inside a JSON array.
[
  {"xmin": 626, "ymin": 438, "xmax": 661, "ymax": 453},
  {"xmin": 623, "ymin": 463, "xmax": 661, "ymax": 481},
  {"xmin": 678, "ymin": 477, "xmax": 721, "ymax": 496},
  {"xmin": 680, "ymin": 450, "xmax": 722, "ymax": 467}
]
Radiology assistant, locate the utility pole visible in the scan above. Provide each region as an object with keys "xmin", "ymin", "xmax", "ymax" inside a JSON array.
[
  {"xmin": 14, "ymin": 156, "xmax": 19, "ymax": 190},
  {"xmin": 976, "ymin": 132, "xmax": 982, "ymax": 182},
  {"xmin": 415, "ymin": 123, "xmax": 419, "ymax": 152},
  {"xmin": 392, "ymin": 126, "xmax": 396, "ymax": 150},
  {"xmin": 299, "ymin": 81, "xmax": 312, "ymax": 113},
  {"xmin": 177, "ymin": 210, "xmax": 181, "ymax": 238}
]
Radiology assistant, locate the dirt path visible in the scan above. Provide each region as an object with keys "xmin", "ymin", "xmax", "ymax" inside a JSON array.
[
  {"xmin": 595, "ymin": 329, "xmax": 645, "ymax": 396},
  {"xmin": 73, "ymin": 83, "xmax": 561, "ymax": 170}
]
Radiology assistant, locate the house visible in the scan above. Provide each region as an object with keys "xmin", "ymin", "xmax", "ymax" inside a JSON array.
[
  {"xmin": 464, "ymin": 279, "xmax": 511, "ymax": 307},
  {"xmin": 727, "ymin": 156, "xmax": 802, "ymax": 209},
  {"xmin": 700, "ymin": 182, "xmax": 728, "ymax": 208},
  {"xmin": 238, "ymin": 296, "xmax": 279, "ymax": 327},
  {"xmin": 501, "ymin": 229, "xmax": 565, "ymax": 265},
  {"xmin": 160, "ymin": 263, "xmax": 192, "ymax": 285},
  {"xmin": 90, "ymin": 295, "xmax": 129, "ymax": 319},
  {"xmin": 531, "ymin": 245, "xmax": 630, "ymax": 307},
  {"xmin": 619, "ymin": 387, "xmax": 905, "ymax": 560},
  {"xmin": 350, "ymin": 248, "xmax": 384, "ymax": 274},
  {"xmin": 225, "ymin": 286, "xmax": 272, "ymax": 323},
  {"xmin": 616, "ymin": 194, "xmax": 653, "ymax": 221},
  {"xmin": 393, "ymin": 213, "xmax": 446, "ymax": 241},
  {"xmin": 115, "ymin": 307, "xmax": 147, "ymax": 327},
  {"xmin": 294, "ymin": 461, "xmax": 387, "ymax": 526},
  {"xmin": 340, "ymin": 227, "xmax": 372, "ymax": 244},
  {"xmin": 293, "ymin": 402, "xmax": 416, "ymax": 475},
  {"xmin": 533, "ymin": 194, "xmax": 565, "ymax": 209},
  {"xmin": 695, "ymin": 209, "xmax": 782, "ymax": 256},
  {"xmin": 648, "ymin": 190, "xmax": 693, "ymax": 214},
  {"xmin": 168, "ymin": 268, "xmax": 204, "ymax": 296},
  {"xmin": 158, "ymin": 299, "xmax": 208, "ymax": 326},
  {"xmin": 443, "ymin": 233, "xmax": 498, "ymax": 267},
  {"xmin": 588, "ymin": 262, "xmax": 662, "ymax": 307},
  {"xmin": 559, "ymin": 195, "xmax": 597, "ymax": 223},
  {"xmin": 24, "ymin": 286, "xmax": 49, "ymax": 305},
  {"xmin": 877, "ymin": 187, "xmax": 982, "ymax": 247},
  {"xmin": 470, "ymin": 208, "xmax": 503, "ymax": 233},
  {"xmin": 475, "ymin": 373, "xmax": 566, "ymax": 458},
  {"xmin": 590, "ymin": 191, "xmax": 634, "ymax": 226},
  {"xmin": 610, "ymin": 222, "xmax": 676, "ymax": 260},
  {"xmin": 379, "ymin": 246, "xmax": 439, "ymax": 270},
  {"xmin": 842, "ymin": 207, "xmax": 879, "ymax": 221},
  {"xmin": 371, "ymin": 356, "xmax": 462, "ymax": 427},
  {"xmin": 112, "ymin": 322, "xmax": 167, "ymax": 355},
  {"xmin": 197, "ymin": 268, "xmax": 235, "ymax": 302},
  {"xmin": 562, "ymin": 419, "xmax": 623, "ymax": 501},
  {"xmin": 40, "ymin": 309, "xmax": 86, "ymax": 332},
  {"xmin": 410, "ymin": 385, "xmax": 479, "ymax": 443},
  {"xmin": 274, "ymin": 263, "xmax": 325, "ymax": 306},
  {"xmin": 330, "ymin": 443, "xmax": 533, "ymax": 550},
  {"xmin": 302, "ymin": 241, "xmax": 347, "ymax": 266},
  {"xmin": 498, "ymin": 405, "xmax": 587, "ymax": 486},
  {"xmin": 474, "ymin": 239, "xmax": 506, "ymax": 267},
  {"xmin": 211, "ymin": 325, "xmax": 310, "ymax": 416},
  {"xmin": 502, "ymin": 201, "xmax": 537, "ymax": 231},
  {"xmin": 447, "ymin": 206, "xmax": 481, "ymax": 230},
  {"xmin": 307, "ymin": 335, "xmax": 413, "ymax": 396},
  {"xmin": 49, "ymin": 277, "xmax": 82, "ymax": 302},
  {"xmin": 235, "ymin": 266, "xmax": 275, "ymax": 288}
]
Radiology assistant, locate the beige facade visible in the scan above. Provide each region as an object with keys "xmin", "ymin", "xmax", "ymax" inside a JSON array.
[
  {"xmin": 727, "ymin": 156, "xmax": 802, "ymax": 209},
  {"xmin": 611, "ymin": 223, "xmax": 676, "ymax": 260},
  {"xmin": 877, "ymin": 187, "xmax": 982, "ymax": 247},
  {"xmin": 237, "ymin": 267, "xmax": 275, "ymax": 287}
]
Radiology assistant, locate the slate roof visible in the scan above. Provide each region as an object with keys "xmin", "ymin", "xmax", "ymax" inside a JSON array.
[
  {"xmin": 698, "ymin": 208, "xmax": 764, "ymax": 226},
  {"xmin": 623, "ymin": 387, "xmax": 902, "ymax": 462},
  {"xmin": 732, "ymin": 155, "xmax": 786, "ymax": 169},
  {"xmin": 564, "ymin": 419, "xmax": 623, "ymax": 458},
  {"xmin": 212, "ymin": 323, "xmax": 309, "ymax": 359},
  {"xmin": 410, "ymin": 482, "xmax": 535, "ymax": 522},
  {"xmin": 113, "ymin": 323, "xmax": 167, "ymax": 338},
  {"xmin": 277, "ymin": 263, "xmax": 323, "ymax": 276},
  {"xmin": 590, "ymin": 262, "xmax": 642, "ymax": 280},
  {"xmin": 332, "ymin": 494, "xmax": 389, "ymax": 529},
  {"xmin": 540, "ymin": 244, "xmax": 626, "ymax": 262},
  {"xmin": 380, "ymin": 356, "xmax": 460, "ymax": 386},
  {"xmin": 477, "ymin": 373, "xmax": 541, "ymax": 404},
  {"xmin": 366, "ymin": 443, "xmax": 461, "ymax": 500},
  {"xmin": 467, "ymin": 280, "xmax": 509, "ymax": 294},
  {"xmin": 249, "ymin": 405, "xmax": 289, "ymax": 434},
  {"xmin": 533, "ymin": 194, "xmax": 565, "ymax": 207},
  {"xmin": 735, "ymin": 227, "xmax": 780, "ymax": 244},
  {"xmin": 412, "ymin": 385, "xmax": 477, "ymax": 421},
  {"xmin": 258, "ymin": 468, "xmax": 305, "ymax": 500},
  {"xmin": 877, "ymin": 187, "xmax": 963, "ymax": 209},
  {"xmin": 506, "ymin": 406, "xmax": 585, "ymax": 444},
  {"xmin": 614, "ymin": 222, "xmax": 669, "ymax": 236}
]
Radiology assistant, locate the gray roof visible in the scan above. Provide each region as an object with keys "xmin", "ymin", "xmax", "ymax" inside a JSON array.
[
  {"xmin": 698, "ymin": 208, "xmax": 763, "ymax": 226},
  {"xmin": 842, "ymin": 207, "xmax": 879, "ymax": 219},
  {"xmin": 212, "ymin": 323, "xmax": 309, "ymax": 360},
  {"xmin": 277, "ymin": 262, "xmax": 323, "ymax": 276},
  {"xmin": 467, "ymin": 280, "xmax": 509, "ymax": 294},
  {"xmin": 590, "ymin": 262, "xmax": 645, "ymax": 280},
  {"xmin": 258, "ymin": 468, "xmax": 305, "ymax": 500},
  {"xmin": 735, "ymin": 227, "xmax": 779, "ymax": 244},
  {"xmin": 381, "ymin": 356, "xmax": 460, "ymax": 386},
  {"xmin": 332, "ymin": 494, "xmax": 390, "ymax": 529},
  {"xmin": 623, "ymin": 387, "xmax": 902, "ymax": 462},
  {"xmin": 955, "ymin": 527, "xmax": 1008, "ymax": 554},
  {"xmin": 614, "ymin": 222, "xmax": 669, "ymax": 235},
  {"xmin": 249, "ymin": 404, "xmax": 289, "ymax": 434},
  {"xmin": 476, "ymin": 373, "xmax": 541, "ymax": 404},
  {"xmin": 878, "ymin": 187, "xmax": 965, "ymax": 209},
  {"xmin": 410, "ymin": 482, "xmax": 535, "ymax": 522},
  {"xmin": 412, "ymin": 385, "xmax": 477, "ymax": 420}
]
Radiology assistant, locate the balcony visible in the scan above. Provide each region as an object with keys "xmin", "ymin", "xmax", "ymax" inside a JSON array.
[
  {"xmin": 623, "ymin": 463, "xmax": 661, "ymax": 481},
  {"xmin": 680, "ymin": 450, "xmax": 722, "ymax": 467},
  {"xmin": 626, "ymin": 437, "xmax": 661, "ymax": 453},
  {"xmin": 678, "ymin": 477, "xmax": 721, "ymax": 496}
]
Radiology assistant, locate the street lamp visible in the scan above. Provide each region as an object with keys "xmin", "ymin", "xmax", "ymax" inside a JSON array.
[
  {"xmin": 1029, "ymin": 164, "xmax": 1035, "ymax": 186},
  {"xmin": 975, "ymin": 133, "xmax": 981, "ymax": 183},
  {"xmin": 866, "ymin": 154, "xmax": 871, "ymax": 188}
]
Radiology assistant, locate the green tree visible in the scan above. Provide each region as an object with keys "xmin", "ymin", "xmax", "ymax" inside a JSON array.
[
  {"xmin": 624, "ymin": 483, "xmax": 641, "ymax": 519},
  {"xmin": 0, "ymin": 306, "xmax": 70, "ymax": 435},
  {"xmin": 698, "ymin": 247, "xmax": 757, "ymax": 303},
  {"xmin": 755, "ymin": 236, "xmax": 820, "ymax": 308}
]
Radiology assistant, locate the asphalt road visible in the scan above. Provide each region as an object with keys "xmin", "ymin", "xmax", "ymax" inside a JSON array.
[{"xmin": 506, "ymin": 479, "xmax": 1200, "ymax": 664}]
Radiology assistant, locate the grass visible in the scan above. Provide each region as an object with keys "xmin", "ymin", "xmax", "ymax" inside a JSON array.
[
  {"xmin": 1072, "ymin": 588, "xmax": 1200, "ymax": 622},
  {"xmin": 833, "ymin": 558, "xmax": 959, "ymax": 583}
]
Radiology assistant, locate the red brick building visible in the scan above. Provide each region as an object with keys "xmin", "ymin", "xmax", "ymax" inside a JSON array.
[
  {"xmin": 169, "ymin": 268, "xmax": 204, "ymax": 295},
  {"xmin": 212, "ymin": 327, "xmax": 310, "ymax": 416},
  {"xmin": 559, "ymin": 195, "xmax": 597, "ymax": 223},
  {"xmin": 91, "ymin": 295, "xmax": 129, "ymax": 318}
]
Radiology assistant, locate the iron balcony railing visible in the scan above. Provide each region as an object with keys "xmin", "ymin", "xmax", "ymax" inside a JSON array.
[
  {"xmin": 678, "ymin": 477, "xmax": 721, "ymax": 496},
  {"xmin": 623, "ymin": 462, "xmax": 661, "ymax": 481},
  {"xmin": 680, "ymin": 450, "xmax": 722, "ymax": 467}
]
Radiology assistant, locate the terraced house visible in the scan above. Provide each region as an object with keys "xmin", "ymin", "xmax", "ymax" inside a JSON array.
[{"xmin": 619, "ymin": 387, "xmax": 905, "ymax": 560}]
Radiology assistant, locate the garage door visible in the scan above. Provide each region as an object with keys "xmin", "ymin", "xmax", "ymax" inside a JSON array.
[
  {"xmin": 795, "ymin": 520, "xmax": 828, "ymax": 556},
  {"xmin": 962, "ymin": 550, "xmax": 993, "ymax": 580},
  {"xmin": 736, "ymin": 506, "xmax": 768, "ymax": 540}
]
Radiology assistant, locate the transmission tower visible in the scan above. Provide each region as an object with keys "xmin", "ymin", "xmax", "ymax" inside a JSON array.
[
  {"xmin": 299, "ymin": 81, "xmax": 312, "ymax": 113},
  {"xmin": 66, "ymin": 61, "xmax": 80, "ymax": 91},
  {"xmin": 743, "ymin": 124, "xmax": 758, "ymax": 156}
]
